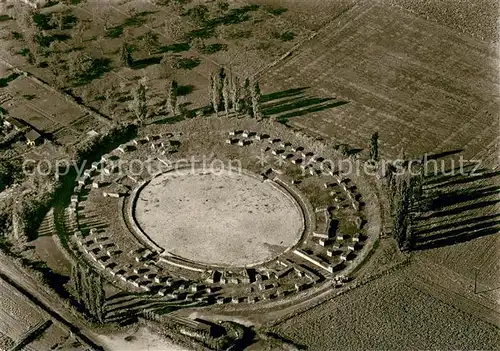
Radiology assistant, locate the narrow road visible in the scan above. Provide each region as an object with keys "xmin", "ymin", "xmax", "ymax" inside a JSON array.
[{"xmin": 0, "ymin": 254, "xmax": 104, "ymax": 350}]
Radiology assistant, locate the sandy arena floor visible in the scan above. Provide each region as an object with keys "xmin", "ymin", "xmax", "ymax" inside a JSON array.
[{"xmin": 134, "ymin": 168, "xmax": 304, "ymax": 267}]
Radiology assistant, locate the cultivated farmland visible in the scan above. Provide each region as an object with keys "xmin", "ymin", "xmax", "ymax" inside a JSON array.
[
  {"xmin": 259, "ymin": 2, "xmax": 499, "ymax": 160},
  {"xmin": 272, "ymin": 270, "xmax": 500, "ymax": 350}
]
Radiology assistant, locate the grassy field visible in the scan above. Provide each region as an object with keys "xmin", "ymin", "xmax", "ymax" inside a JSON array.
[{"xmin": 272, "ymin": 270, "xmax": 500, "ymax": 350}]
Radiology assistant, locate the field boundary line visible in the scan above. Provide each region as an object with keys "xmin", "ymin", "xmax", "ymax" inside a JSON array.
[
  {"xmin": 0, "ymin": 53, "xmax": 113, "ymax": 127},
  {"xmin": 406, "ymin": 256, "xmax": 500, "ymax": 328},
  {"xmin": 254, "ymin": 2, "xmax": 374, "ymax": 80}
]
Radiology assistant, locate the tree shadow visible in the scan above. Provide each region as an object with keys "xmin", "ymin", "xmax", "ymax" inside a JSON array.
[
  {"xmin": 411, "ymin": 169, "xmax": 500, "ymax": 250},
  {"xmin": 261, "ymin": 87, "xmax": 348, "ymax": 120},
  {"xmin": 74, "ymin": 58, "xmax": 112, "ymax": 86},
  {"xmin": 424, "ymin": 149, "xmax": 464, "ymax": 160},
  {"xmin": 130, "ymin": 56, "xmax": 162, "ymax": 69},
  {"xmin": 156, "ymin": 42, "xmax": 191, "ymax": 54},
  {"xmin": 186, "ymin": 4, "xmax": 259, "ymax": 39},
  {"xmin": 261, "ymin": 87, "xmax": 308, "ymax": 103},
  {"xmin": 177, "ymin": 84, "xmax": 194, "ymax": 96}
]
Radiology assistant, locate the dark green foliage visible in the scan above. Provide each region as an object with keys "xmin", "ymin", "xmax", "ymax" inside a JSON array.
[
  {"xmin": 226, "ymin": 29, "xmax": 252, "ymax": 39},
  {"xmin": 11, "ymin": 31, "xmax": 23, "ymax": 40},
  {"xmin": 120, "ymin": 43, "xmax": 134, "ymax": 67},
  {"xmin": 35, "ymin": 33, "xmax": 71, "ymax": 47},
  {"xmin": 17, "ymin": 48, "xmax": 30, "ymax": 57},
  {"xmin": 167, "ymin": 80, "xmax": 178, "ymax": 114},
  {"xmin": 186, "ymin": 4, "xmax": 259, "ymax": 39},
  {"xmin": 0, "ymin": 159, "xmax": 21, "ymax": 192},
  {"xmin": 251, "ymin": 80, "xmax": 262, "ymax": 119},
  {"xmin": 105, "ymin": 11, "xmax": 155, "ymax": 39},
  {"xmin": 174, "ymin": 57, "xmax": 201, "ymax": 70},
  {"xmin": 264, "ymin": 6, "xmax": 288, "ymax": 16},
  {"xmin": 0, "ymin": 15, "xmax": 12, "ymax": 22},
  {"xmin": 388, "ymin": 166, "xmax": 422, "ymax": 251},
  {"xmin": 176, "ymin": 84, "xmax": 194, "ymax": 96},
  {"xmin": 199, "ymin": 43, "xmax": 227, "ymax": 54},
  {"xmin": 105, "ymin": 26, "xmax": 123, "ymax": 38},
  {"xmin": 217, "ymin": 1, "xmax": 230, "ymax": 13},
  {"xmin": 42, "ymin": 0, "xmax": 59, "ymax": 8},
  {"xmin": 0, "ymin": 73, "xmax": 19, "ymax": 88},
  {"xmin": 71, "ymin": 57, "xmax": 111, "ymax": 85},
  {"xmin": 178, "ymin": 103, "xmax": 195, "ymax": 118},
  {"xmin": 370, "ymin": 132, "xmax": 379, "ymax": 160},
  {"xmin": 132, "ymin": 82, "xmax": 148, "ymax": 123},
  {"xmin": 62, "ymin": 14, "xmax": 78, "ymax": 29},
  {"xmin": 187, "ymin": 26, "xmax": 216, "ymax": 39},
  {"xmin": 72, "ymin": 123, "xmax": 138, "ymax": 164},
  {"xmin": 32, "ymin": 13, "xmax": 56, "ymax": 30},
  {"xmin": 72, "ymin": 263, "xmax": 106, "ymax": 323},
  {"xmin": 273, "ymin": 31, "xmax": 295, "ymax": 41},
  {"xmin": 185, "ymin": 5, "xmax": 209, "ymax": 24},
  {"xmin": 157, "ymin": 42, "xmax": 191, "ymax": 53}
]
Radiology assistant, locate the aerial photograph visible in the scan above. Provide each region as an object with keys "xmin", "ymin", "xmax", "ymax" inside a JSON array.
[{"xmin": 0, "ymin": 0, "xmax": 498, "ymax": 350}]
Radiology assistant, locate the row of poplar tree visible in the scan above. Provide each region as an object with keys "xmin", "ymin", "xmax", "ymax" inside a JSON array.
[
  {"xmin": 385, "ymin": 154, "xmax": 424, "ymax": 250},
  {"xmin": 130, "ymin": 67, "xmax": 264, "ymax": 123},
  {"xmin": 71, "ymin": 263, "xmax": 106, "ymax": 324},
  {"xmin": 209, "ymin": 68, "xmax": 263, "ymax": 119}
]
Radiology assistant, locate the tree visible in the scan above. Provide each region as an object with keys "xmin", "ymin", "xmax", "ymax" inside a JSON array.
[
  {"xmin": 210, "ymin": 73, "xmax": 220, "ymax": 116},
  {"xmin": 187, "ymin": 5, "xmax": 209, "ymax": 25},
  {"xmin": 370, "ymin": 132, "xmax": 379, "ymax": 161},
  {"xmin": 49, "ymin": 11, "xmax": 64, "ymax": 31},
  {"xmin": 120, "ymin": 43, "xmax": 133, "ymax": 67},
  {"xmin": 91, "ymin": 274, "xmax": 105, "ymax": 323},
  {"xmin": 15, "ymin": 5, "xmax": 40, "ymax": 64},
  {"xmin": 74, "ymin": 20, "xmax": 89, "ymax": 44},
  {"xmin": 131, "ymin": 81, "xmax": 148, "ymax": 123},
  {"xmin": 231, "ymin": 75, "xmax": 240, "ymax": 113},
  {"xmin": 191, "ymin": 38, "xmax": 205, "ymax": 52},
  {"xmin": 71, "ymin": 263, "xmax": 82, "ymax": 304},
  {"xmin": 222, "ymin": 75, "xmax": 230, "ymax": 115},
  {"xmin": 250, "ymin": 79, "xmax": 262, "ymax": 120},
  {"xmin": 71, "ymin": 264, "xmax": 106, "ymax": 323},
  {"xmin": 216, "ymin": 1, "xmax": 230, "ymax": 15},
  {"xmin": 142, "ymin": 31, "xmax": 159, "ymax": 56},
  {"xmin": 167, "ymin": 80, "xmax": 178, "ymax": 115},
  {"xmin": 68, "ymin": 52, "xmax": 94, "ymax": 81},
  {"xmin": 217, "ymin": 68, "xmax": 225, "ymax": 107}
]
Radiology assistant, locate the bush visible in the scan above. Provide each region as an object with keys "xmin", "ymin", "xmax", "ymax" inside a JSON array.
[
  {"xmin": 72, "ymin": 122, "xmax": 138, "ymax": 164},
  {"xmin": 200, "ymin": 43, "xmax": 227, "ymax": 54},
  {"xmin": 273, "ymin": 31, "xmax": 295, "ymax": 41},
  {"xmin": 0, "ymin": 159, "xmax": 22, "ymax": 192},
  {"xmin": 174, "ymin": 57, "xmax": 201, "ymax": 70},
  {"xmin": 32, "ymin": 13, "xmax": 55, "ymax": 30}
]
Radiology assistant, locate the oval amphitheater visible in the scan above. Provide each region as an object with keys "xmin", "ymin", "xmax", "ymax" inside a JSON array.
[{"xmin": 65, "ymin": 120, "xmax": 379, "ymax": 308}]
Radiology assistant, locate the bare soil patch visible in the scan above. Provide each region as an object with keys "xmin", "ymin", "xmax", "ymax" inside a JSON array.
[{"xmin": 135, "ymin": 168, "xmax": 304, "ymax": 267}]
